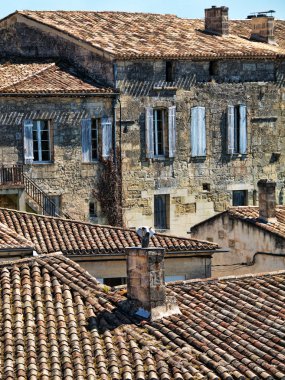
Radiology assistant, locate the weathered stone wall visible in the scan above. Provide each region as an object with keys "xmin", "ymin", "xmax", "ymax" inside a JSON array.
[
  {"xmin": 0, "ymin": 96, "xmax": 112, "ymax": 221},
  {"xmin": 191, "ymin": 214, "xmax": 285, "ymax": 276}
]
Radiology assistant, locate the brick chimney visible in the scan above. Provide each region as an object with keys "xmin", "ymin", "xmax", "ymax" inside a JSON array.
[
  {"xmin": 257, "ymin": 179, "xmax": 277, "ymax": 222},
  {"xmin": 126, "ymin": 247, "xmax": 180, "ymax": 320},
  {"xmin": 251, "ymin": 16, "xmax": 276, "ymax": 44},
  {"xmin": 205, "ymin": 6, "xmax": 229, "ymax": 36}
]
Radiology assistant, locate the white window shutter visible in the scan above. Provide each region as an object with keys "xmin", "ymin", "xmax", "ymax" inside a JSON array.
[
  {"xmin": 227, "ymin": 106, "xmax": 235, "ymax": 154},
  {"xmin": 23, "ymin": 119, "xmax": 34, "ymax": 164},
  {"xmin": 239, "ymin": 105, "xmax": 247, "ymax": 155},
  {"xmin": 81, "ymin": 118, "xmax": 92, "ymax": 162},
  {"xmin": 191, "ymin": 107, "xmax": 206, "ymax": 157},
  {"xmin": 102, "ymin": 117, "xmax": 113, "ymax": 158},
  {"xmin": 145, "ymin": 107, "xmax": 154, "ymax": 159},
  {"xmin": 168, "ymin": 106, "xmax": 176, "ymax": 158}
]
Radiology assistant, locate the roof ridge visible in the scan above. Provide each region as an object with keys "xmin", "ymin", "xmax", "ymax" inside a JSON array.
[{"xmin": 0, "ymin": 62, "xmax": 56, "ymax": 92}]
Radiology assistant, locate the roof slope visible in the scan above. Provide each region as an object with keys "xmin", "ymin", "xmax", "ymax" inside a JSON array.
[
  {"xmin": 0, "ymin": 222, "xmax": 34, "ymax": 250},
  {"xmin": 0, "ymin": 208, "xmax": 218, "ymax": 255},
  {"xmin": 7, "ymin": 11, "xmax": 285, "ymax": 59},
  {"xmin": 0, "ymin": 253, "xmax": 285, "ymax": 379},
  {"xmin": 0, "ymin": 60, "xmax": 114, "ymax": 94}
]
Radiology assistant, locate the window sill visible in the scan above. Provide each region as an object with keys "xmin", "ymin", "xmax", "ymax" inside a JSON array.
[
  {"xmin": 82, "ymin": 161, "xmax": 99, "ymax": 165},
  {"xmin": 155, "ymin": 228, "xmax": 170, "ymax": 233},
  {"xmin": 27, "ymin": 161, "xmax": 54, "ymax": 165}
]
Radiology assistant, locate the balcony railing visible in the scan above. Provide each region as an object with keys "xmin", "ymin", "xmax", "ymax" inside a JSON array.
[{"xmin": 0, "ymin": 165, "xmax": 24, "ymax": 187}]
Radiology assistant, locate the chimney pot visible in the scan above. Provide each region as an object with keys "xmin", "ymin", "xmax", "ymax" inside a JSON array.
[
  {"xmin": 126, "ymin": 247, "xmax": 180, "ymax": 320},
  {"xmin": 205, "ymin": 6, "xmax": 229, "ymax": 36},
  {"xmin": 257, "ymin": 179, "xmax": 277, "ymax": 222}
]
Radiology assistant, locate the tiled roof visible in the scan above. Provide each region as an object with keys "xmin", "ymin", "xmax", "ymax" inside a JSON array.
[
  {"xmin": 227, "ymin": 206, "xmax": 285, "ymax": 239},
  {"xmin": 0, "ymin": 222, "xmax": 34, "ymax": 250},
  {"xmin": 0, "ymin": 60, "xmax": 114, "ymax": 94},
  {"xmin": 7, "ymin": 11, "xmax": 285, "ymax": 59},
  {"xmin": 0, "ymin": 208, "xmax": 218, "ymax": 255},
  {"xmin": 1, "ymin": 252, "xmax": 285, "ymax": 379}
]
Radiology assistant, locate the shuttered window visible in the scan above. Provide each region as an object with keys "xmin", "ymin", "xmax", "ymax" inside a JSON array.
[
  {"xmin": 23, "ymin": 119, "xmax": 34, "ymax": 164},
  {"xmin": 82, "ymin": 117, "xmax": 112, "ymax": 162},
  {"xmin": 227, "ymin": 105, "xmax": 247, "ymax": 155},
  {"xmin": 154, "ymin": 194, "xmax": 170, "ymax": 229},
  {"xmin": 145, "ymin": 106, "xmax": 176, "ymax": 159},
  {"xmin": 191, "ymin": 106, "xmax": 206, "ymax": 157}
]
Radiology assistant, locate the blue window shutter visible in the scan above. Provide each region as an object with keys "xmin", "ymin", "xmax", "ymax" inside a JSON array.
[
  {"xmin": 102, "ymin": 117, "xmax": 113, "ymax": 158},
  {"xmin": 168, "ymin": 106, "xmax": 176, "ymax": 158},
  {"xmin": 191, "ymin": 107, "xmax": 206, "ymax": 157},
  {"xmin": 23, "ymin": 119, "xmax": 34, "ymax": 164},
  {"xmin": 227, "ymin": 106, "xmax": 235, "ymax": 154},
  {"xmin": 81, "ymin": 118, "xmax": 92, "ymax": 162},
  {"xmin": 145, "ymin": 107, "xmax": 154, "ymax": 158},
  {"xmin": 239, "ymin": 105, "xmax": 247, "ymax": 154}
]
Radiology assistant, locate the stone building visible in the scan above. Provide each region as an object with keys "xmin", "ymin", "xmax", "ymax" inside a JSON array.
[
  {"xmin": 1, "ymin": 7, "xmax": 285, "ymax": 235},
  {"xmin": 191, "ymin": 179, "xmax": 285, "ymax": 276}
]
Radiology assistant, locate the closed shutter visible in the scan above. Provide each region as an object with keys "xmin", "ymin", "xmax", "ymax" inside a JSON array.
[
  {"xmin": 102, "ymin": 117, "xmax": 113, "ymax": 158},
  {"xmin": 23, "ymin": 119, "xmax": 34, "ymax": 164},
  {"xmin": 145, "ymin": 107, "xmax": 154, "ymax": 159},
  {"xmin": 168, "ymin": 106, "xmax": 176, "ymax": 158},
  {"xmin": 81, "ymin": 118, "xmax": 92, "ymax": 162},
  {"xmin": 191, "ymin": 107, "xmax": 206, "ymax": 157},
  {"xmin": 227, "ymin": 106, "xmax": 235, "ymax": 154},
  {"xmin": 239, "ymin": 105, "xmax": 247, "ymax": 155}
]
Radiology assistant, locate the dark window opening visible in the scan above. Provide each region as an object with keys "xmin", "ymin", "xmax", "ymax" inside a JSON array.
[
  {"xmin": 91, "ymin": 118, "xmax": 100, "ymax": 160},
  {"xmin": 153, "ymin": 109, "xmax": 165, "ymax": 156},
  {"xmin": 154, "ymin": 194, "xmax": 170, "ymax": 229},
  {"xmin": 103, "ymin": 277, "xmax": 126, "ymax": 287},
  {"xmin": 203, "ymin": 183, "xmax": 211, "ymax": 191},
  {"xmin": 166, "ymin": 61, "xmax": 175, "ymax": 82},
  {"xmin": 234, "ymin": 106, "xmax": 241, "ymax": 154},
  {"xmin": 89, "ymin": 201, "xmax": 97, "ymax": 218},
  {"xmin": 232, "ymin": 190, "xmax": 248, "ymax": 206},
  {"xmin": 209, "ymin": 61, "xmax": 218, "ymax": 76},
  {"xmin": 44, "ymin": 195, "xmax": 60, "ymax": 216}
]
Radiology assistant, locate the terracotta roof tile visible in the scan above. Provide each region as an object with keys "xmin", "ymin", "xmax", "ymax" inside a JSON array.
[
  {"xmin": 0, "ymin": 60, "xmax": 114, "ymax": 95},
  {"xmin": 0, "ymin": 222, "xmax": 34, "ymax": 250},
  {"xmin": 0, "ymin": 208, "xmax": 218, "ymax": 255},
  {"xmin": 9, "ymin": 11, "xmax": 285, "ymax": 59},
  {"xmin": 0, "ymin": 253, "xmax": 285, "ymax": 378}
]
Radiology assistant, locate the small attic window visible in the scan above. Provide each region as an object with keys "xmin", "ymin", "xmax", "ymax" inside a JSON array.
[{"xmin": 166, "ymin": 61, "xmax": 175, "ymax": 82}]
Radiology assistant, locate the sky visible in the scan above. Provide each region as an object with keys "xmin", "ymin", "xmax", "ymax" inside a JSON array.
[{"xmin": 0, "ymin": 0, "xmax": 285, "ymax": 20}]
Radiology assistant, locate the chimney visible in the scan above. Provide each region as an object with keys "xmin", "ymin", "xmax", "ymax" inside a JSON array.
[
  {"xmin": 205, "ymin": 6, "xmax": 229, "ymax": 36},
  {"xmin": 257, "ymin": 179, "xmax": 277, "ymax": 222},
  {"xmin": 250, "ymin": 15, "xmax": 276, "ymax": 44},
  {"xmin": 126, "ymin": 247, "xmax": 180, "ymax": 320}
]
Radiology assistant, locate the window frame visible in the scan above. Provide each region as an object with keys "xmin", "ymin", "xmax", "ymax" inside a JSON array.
[
  {"xmin": 232, "ymin": 190, "xmax": 248, "ymax": 206},
  {"xmin": 153, "ymin": 109, "xmax": 166, "ymax": 157},
  {"xmin": 32, "ymin": 120, "xmax": 52, "ymax": 163},
  {"xmin": 91, "ymin": 118, "xmax": 100, "ymax": 161},
  {"xmin": 227, "ymin": 104, "xmax": 247, "ymax": 155}
]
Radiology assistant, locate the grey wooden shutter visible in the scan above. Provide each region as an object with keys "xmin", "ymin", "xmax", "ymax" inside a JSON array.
[
  {"xmin": 191, "ymin": 107, "xmax": 206, "ymax": 157},
  {"xmin": 102, "ymin": 117, "xmax": 112, "ymax": 158},
  {"xmin": 145, "ymin": 107, "xmax": 154, "ymax": 159},
  {"xmin": 227, "ymin": 106, "xmax": 235, "ymax": 154},
  {"xmin": 81, "ymin": 118, "xmax": 92, "ymax": 162},
  {"xmin": 168, "ymin": 106, "xmax": 176, "ymax": 158},
  {"xmin": 239, "ymin": 105, "xmax": 247, "ymax": 154},
  {"xmin": 23, "ymin": 119, "xmax": 34, "ymax": 164}
]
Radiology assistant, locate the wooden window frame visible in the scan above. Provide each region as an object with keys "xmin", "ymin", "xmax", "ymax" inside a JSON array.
[
  {"xmin": 153, "ymin": 109, "xmax": 166, "ymax": 157},
  {"xmin": 32, "ymin": 120, "xmax": 52, "ymax": 163}
]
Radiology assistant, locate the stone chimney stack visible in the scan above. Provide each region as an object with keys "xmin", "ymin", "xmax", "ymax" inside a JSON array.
[
  {"xmin": 205, "ymin": 6, "xmax": 229, "ymax": 36},
  {"xmin": 126, "ymin": 247, "xmax": 180, "ymax": 320},
  {"xmin": 258, "ymin": 179, "xmax": 277, "ymax": 222},
  {"xmin": 251, "ymin": 16, "xmax": 276, "ymax": 44}
]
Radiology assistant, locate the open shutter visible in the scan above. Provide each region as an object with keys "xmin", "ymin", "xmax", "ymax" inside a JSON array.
[
  {"xmin": 168, "ymin": 106, "xmax": 176, "ymax": 158},
  {"xmin": 102, "ymin": 117, "xmax": 112, "ymax": 159},
  {"xmin": 191, "ymin": 107, "xmax": 206, "ymax": 157},
  {"xmin": 227, "ymin": 106, "xmax": 235, "ymax": 154},
  {"xmin": 81, "ymin": 118, "xmax": 92, "ymax": 162},
  {"xmin": 23, "ymin": 119, "xmax": 34, "ymax": 164},
  {"xmin": 145, "ymin": 107, "xmax": 154, "ymax": 159},
  {"xmin": 239, "ymin": 105, "xmax": 247, "ymax": 155}
]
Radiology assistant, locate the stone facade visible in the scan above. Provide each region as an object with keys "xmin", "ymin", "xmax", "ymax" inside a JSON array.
[{"xmin": 0, "ymin": 15, "xmax": 285, "ymax": 235}]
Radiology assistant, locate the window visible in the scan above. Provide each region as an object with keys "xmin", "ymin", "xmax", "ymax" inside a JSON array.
[
  {"xmin": 145, "ymin": 106, "xmax": 176, "ymax": 159},
  {"xmin": 227, "ymin": 105, "xmax": 247, "ymax": 155},
  {"xmin": 154, "ymin": 194, "xmax": 170, "ymax": 230},
  {"xmin": 209, "ymin": 61, "xmax": 218, "ymax": 76},
  {"xmin": 44, "ymin": 195, "xmax": 60, "ymax": 216},
  {"xmin": 82, "ymin": 117, "xmax": 112, "ymax": 162},
  {"xmin": 190, "ymin": 106, "xmax": 206, "ymax": 157},
  {"xmin": 203, "ymin": 183, "xmax": 211, "ymax": 191},
  {"xmin": 23, "ymin": 119, "xmax": 51, "ymax": 163},
  {"xmin": 89, "ymin": 201, "xmax": 97, "ymax": 218},
  {"xmin": 103, "ymin": 277, "xmax": 126, "ymax": 287},
  {"xmin": 166, "ymin": 61, "xmax": 175, "ymax": 82},
  {"xmin": 165, "ymin": 275, "xmax": 186, "ymax": 282},
  {"xmin": 232, "ymin": 190, "xmax": 248, "ymax": 206}
]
